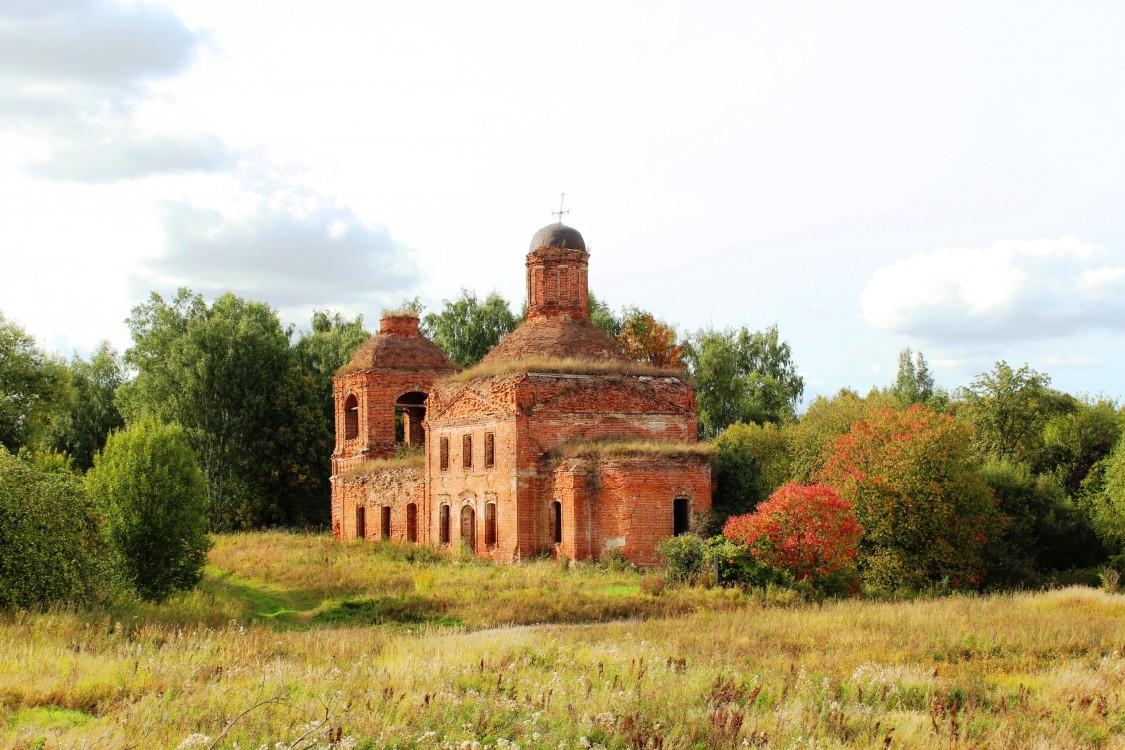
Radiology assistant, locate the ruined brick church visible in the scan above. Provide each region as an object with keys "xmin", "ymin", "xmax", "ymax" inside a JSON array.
[{"xmin": 330, "ymin": 222, "xmax": 711, "ymax": 564}]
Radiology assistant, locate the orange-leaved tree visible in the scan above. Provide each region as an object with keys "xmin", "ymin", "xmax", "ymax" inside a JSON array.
[
  {"xmin": 616, "ymin": 308, "xmax": 684, "ymax": 369},
  {"xmin": 723, "ymin": 483, "xmax": 862, "ymax": 583},
  {"xmin": 821, "ymin": 404, "xmax": 1003, "ymax": 591}
]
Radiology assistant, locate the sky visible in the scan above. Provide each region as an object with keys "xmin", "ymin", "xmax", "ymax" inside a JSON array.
[{"xmin": 1, "ymin": 0, "xmax": 1124, "ymax": 405}]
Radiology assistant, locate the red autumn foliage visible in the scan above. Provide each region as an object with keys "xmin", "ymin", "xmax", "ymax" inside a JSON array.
[{"xmin": 723, "ymin": 483, "xmax": 862, "ymax": 581}]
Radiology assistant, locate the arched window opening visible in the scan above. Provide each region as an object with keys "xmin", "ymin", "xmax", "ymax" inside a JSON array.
[
  {"xmin": 439, "ymin": 437, "xmax": 449, "ymax": 471},
  {"xmin": 673, "ymin": 498, "xmax": 691, "ymax": 536},
  {"xmin": 344, "ymin": 394, "xmax": 359, "ymax": 440},
  {"xmin": 484, "ymin": 432, "xmax": 495, "ymax": 469},
  {"xmin": 461, "ymin": 505, "xmax": 476, "ymax": 551},
  {"xmin": 395, "ymin": 391, "xmax": 427, "ymax": 447},
  {"xmin": 485, "ymin": 503, "xmax": 497, "ymax": 546},
  {"xmin": 463, "ymin": 434, "xmax": 473, "ymax": 469},
  {"xmin": 381, "ymin": 506, "xmax": 391, "ymax": 539},
  {"xmin": 440, "ymin": 504, "xmax": 450, "ymax": 545},
  {"xmin": 406, "ymin": 503, "xmax": 417, "ymax": 543},
  {"xmin": 355, "ymin": 506, "xmax": 366, "ymax": 540},
  {"xmin": 553, "ymin": 501, "xmax": 562, "ymax": 545}
]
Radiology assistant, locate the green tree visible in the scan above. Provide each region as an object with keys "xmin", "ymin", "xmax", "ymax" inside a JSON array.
[
  {"xmin": 587, "ymin": 292, "xmax": 623, "ymax": 338},
  {"xmin": 0, "ymin": 446, "xmax": 110, "ymax": 608},
  {"xmin": 1038, "ymin": 398, "xmax": 1122, "ymax": 497},
  {"xmin": 683, "ymin": 324, "xmax": 804, "ymax": 436},
  {"xmin": 45, "ymin": 342, "xmax": 125, "ymax": 471},
  {"xmin": 0, "ymin": 312, "xmax": 68, "ymax": 453},
  {"xmin": 955, "ymin": 361, "xmax": 1071, "ymax": 466},
  {"xmin": 891, "ymin": 347, "xmax": 947, "ymax": 409},
  {"xmin": 118, "ymin": 289, "xmax": 298, "ymax": 530},
  {"xmin": 980, "ymin": 461, "xmax": 1104, "ymax": 586},
  {"xmin": 422, "ymin": 290, "xmax": 517, "ymax": 368},
  {"xmin": 1085, "ymin": 436, "xmax": 1125, "ymax": 551},
  {"xmin": 712, "ymin": 421, "xmax": 791, "ymax": 520},
  {"xmin": 86, "ymin": 418, "xmax": 210, "ymax": 602},
  {"xmin": 822, "ymin": 405, "xmax": 1003, "ymax": 591}
]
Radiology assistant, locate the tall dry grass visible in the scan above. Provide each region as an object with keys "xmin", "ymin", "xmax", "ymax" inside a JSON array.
[{"xmin": 2, "ymin": 532, "xmax": 1124, "ymax": 749}]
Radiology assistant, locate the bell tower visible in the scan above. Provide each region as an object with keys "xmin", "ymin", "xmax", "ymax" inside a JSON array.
[{"xmin": 525, "ymin": 223, "xmax": 589, "ymax": 322}]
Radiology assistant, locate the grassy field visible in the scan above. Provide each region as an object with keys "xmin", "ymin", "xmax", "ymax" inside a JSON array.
[{"xmin": 2, "ymin": 532, "xmax": 1124, "ymax": 749}]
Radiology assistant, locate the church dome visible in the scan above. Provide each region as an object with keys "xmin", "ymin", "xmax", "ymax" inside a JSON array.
[
  {"xmin": 342, "ymin": 313, "xmax": 458, "ymax": 374},
  {"xmin": 530, "ymin": 223, "xmax": 586, "ymax": 253}
]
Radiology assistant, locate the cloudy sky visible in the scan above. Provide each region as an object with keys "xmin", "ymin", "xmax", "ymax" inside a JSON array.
[{"xmin": 2, "ymin": 0, "xmax": 1123, "ymax": 404}]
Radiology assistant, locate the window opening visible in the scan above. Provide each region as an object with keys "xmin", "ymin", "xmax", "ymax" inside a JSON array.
[
  {"xmin": 673, "ymin": 498, "xmax": 691, "ymax": 536},
  {"xmin": 463, "ymin": 434, "xmax": 472, "ymax": 469},
  {"xmin": 440, "ymin": 504, "xmax": 450, "ymax": 545},
  {"xmin": 344, "ymin": 394, "xmax": 359, "ymax": 440},
  {"xmin": 381, "ymin": 506, "xmax": 391, "ymax": 539},
  {"xmin": 553, "ymin": 501, "xmax": 562, "ymax": 545},
  {"xmin": 406, "ymin": 503, "xmax": 417, "ymax": 543},
  {"xmin": 461, "ymin": 505, "xmax": 476, "ymax": 551},
  {"xmin": 440, "ymin": 437, "xmax": 449, "ymax": 471},
  {"xmin": 485, "ymin": 503, "xmax": 497, "ymax": 546},
  {"xmin": 484, "ymin": 432, "xmax": 495, "ymax": 468},
  {"xmin": 355, "ymin": 506, "xmax": 366, "ymax": 540},
  {"xmin": 395, "ymin": 391, "xmax": 427, "ymax": 447}
]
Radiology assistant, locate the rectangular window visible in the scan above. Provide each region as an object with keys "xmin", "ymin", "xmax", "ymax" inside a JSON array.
[
  {"xmin": 485, "ymin": 503, "xmax": 497, "ymax": 546},
  {"xmin": 463, "ymin": 434, "xmax": 472, "ymax": 469},
  {"xmin": 381, "ymin": 506, "xmax": 391, "ymax": 539},
  {"xmin": 484, "ymin": 432, "xmax": 494, "ymax": 468},
  {"xmin": 553, "ymin": 501, "xmax": 562, "ymax": 544},
  {"xmin": 406, "ymin": 503, "xmax": 417, "ymax": 543},
  {"xmin": 356, "ymin": 506, "xmax": 366, "ymax": 540},
  {"xmin": 440, "ymin": 504, "xmax": 450, "ymax": 545},
  {"xmin": 439, "ymin": 437, "xmax": 449, "ymax": 471}
]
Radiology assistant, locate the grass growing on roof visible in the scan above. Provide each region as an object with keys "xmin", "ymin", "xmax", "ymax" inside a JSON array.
[
  {"xmin": 550, "ymin": 438, "xmax": 716, "ymax": 460},
  {"xmin": 337, "ymin": 455, "xmax": 424, "ymax": 476},
  {"xmin": 449, "ymin": 355, "xmax": 684, "ymax": 383}
]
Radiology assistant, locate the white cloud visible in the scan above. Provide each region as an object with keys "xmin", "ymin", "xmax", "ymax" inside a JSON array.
[
  {"xmin": 140, "ymin": 185, "xmax": 420, "ymax": 309},
  {"xmin": 860, "ymin": 237, "xmax": 1125, "ymax": 343},
  {"xmin": 28, "ymin": 133, "xmax": 235, "ymax": 182}
]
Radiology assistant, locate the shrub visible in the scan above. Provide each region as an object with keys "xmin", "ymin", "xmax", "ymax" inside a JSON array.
[
  {"xmin": 656, "ymin": 534, "xmax": 709, "ymax": 583},
  {"xmin": 707, "ymin": 536, "xmax": 788, "ymax": 589},
  {"xmin": 0, "ymin": 447, "xmax": 111, "ymax": 608},
  {"xmin": 724, "ymin": 484, "xmax": 861, "ymax": 588},
  {"xmin": 86, "ymin": 418, "xmax": 210, "ymax": 602}
]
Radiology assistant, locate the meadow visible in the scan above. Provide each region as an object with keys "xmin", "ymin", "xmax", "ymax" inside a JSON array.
[{"xmin": 2, "ymin": 532, "xmax": 1124, "ymax": 749}]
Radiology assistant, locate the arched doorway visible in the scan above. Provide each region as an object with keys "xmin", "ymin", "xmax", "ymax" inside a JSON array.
[{"xmin": 460, "ymin": 505, "xmax": 476, "ymax": 551}]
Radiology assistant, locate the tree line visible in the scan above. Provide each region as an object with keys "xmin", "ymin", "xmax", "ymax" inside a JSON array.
[{"xmin": 2, "ymin": 287, "xmax": 1123, "ymax": 606}]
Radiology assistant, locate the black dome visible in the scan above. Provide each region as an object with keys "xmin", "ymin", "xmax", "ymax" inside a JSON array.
[{"xmin": 529, "ymin": 223, "xmax": 586, "ymax": 252}]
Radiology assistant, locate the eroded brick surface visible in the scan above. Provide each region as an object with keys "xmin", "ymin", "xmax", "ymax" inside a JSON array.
[{"xmin": 331, "ymin": 225, "xmax": 712, "ymax": 564}]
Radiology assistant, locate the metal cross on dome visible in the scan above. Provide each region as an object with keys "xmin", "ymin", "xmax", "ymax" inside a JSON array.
[{"xmin": 552, "ymin": 193, "xmax": 569, "ymax": 224}]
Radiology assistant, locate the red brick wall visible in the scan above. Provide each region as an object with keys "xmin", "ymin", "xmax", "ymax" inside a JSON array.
[
  {"xmin": 332, "ymin": 466, "xmax": 425, "ymax": 542},
  {"xmin": 544, "ymin": 455, "xmax": 711, "ymax": 566}
]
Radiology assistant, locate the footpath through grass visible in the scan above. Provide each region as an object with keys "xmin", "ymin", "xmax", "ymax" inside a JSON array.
[{"xmin": 2, "ymin": 532, "xmax": 1124, "ymax": 749}]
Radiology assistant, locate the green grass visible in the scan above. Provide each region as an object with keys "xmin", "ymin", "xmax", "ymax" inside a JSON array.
[{"xmin": 2, "ymin": 531, "xmax": 1124, "ymax": 749}]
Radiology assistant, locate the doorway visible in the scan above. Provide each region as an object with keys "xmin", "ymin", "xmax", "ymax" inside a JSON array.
[{"xmin": 460, "ymin": 505, "xmax": 476, "ymax": 551}]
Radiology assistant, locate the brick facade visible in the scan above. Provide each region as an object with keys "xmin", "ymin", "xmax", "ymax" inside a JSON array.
[{"xmin": 331, "ymin": 223, "xmax": 712, "ymax": 564}]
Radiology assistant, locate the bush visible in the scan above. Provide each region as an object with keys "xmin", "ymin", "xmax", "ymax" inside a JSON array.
[
  {"xmin": 656, "ymin": 534, "xmax": 710, "ymax": 583},
  {"xmin": 86, "ymin": 418, "xmax": 210, "ymax": 602},
  {"xmin": 0, "ymin": 447, "xmax": 111, "ymax": 608},
  {"xmin": 723, "ymin": 483, "xmax": 861, "ymax": 585},
  {"xmin": 707, "ymin": 536, "xmax": 788, "ymax": 589}
]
